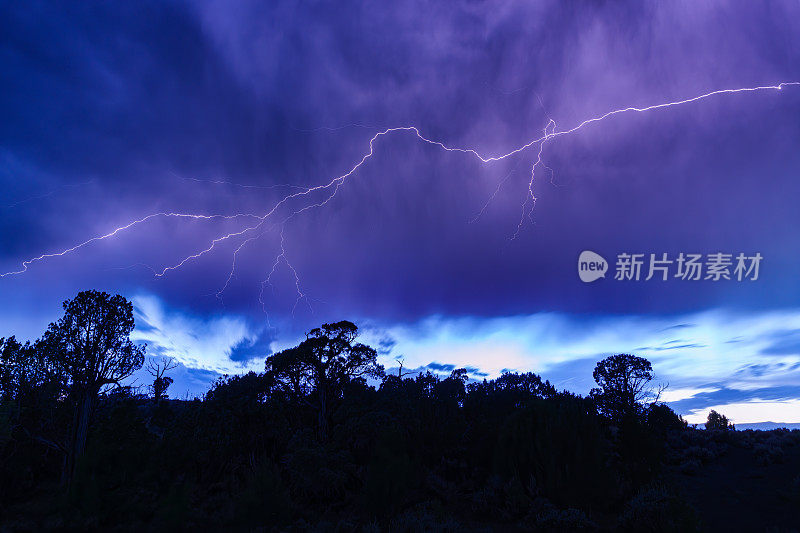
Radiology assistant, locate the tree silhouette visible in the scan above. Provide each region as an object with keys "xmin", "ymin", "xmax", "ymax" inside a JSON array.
[
  {"xmin": 705, "ymin": 409, "xmax": 734, "ymax": 431},
  {"xmin": 1, "ymin": 337, "xmax": 35, "ymax": 401},
  {"xmin": 590, "ymin": 354, "xmax": 654, "ymax": 423},
  {"xmin": 41, "ymin": 290, "xmax": 145, "ymax": 484},
  {"xmin": 265, "ymin": 321, "xmax": 384, "ymax": 438},
  {"xmin": 8, "ymin": 307, "xmax": 788, "ymax": 532},
  {"xmin": 146, "ymin": 356, "xmax": 178, "ymax": 404}
]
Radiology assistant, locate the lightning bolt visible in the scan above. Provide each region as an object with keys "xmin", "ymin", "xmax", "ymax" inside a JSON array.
[
  {"xmin": 0, "ymin": 212, "xmax": 262, "ymax": 277},
  {"xmin": 179, "ymin": 175, "xmax": 310, "ymax": 192},
  {"xmin": 2, "ymin": 81, "xmax": 798, "ymax": 316},
  {"xmin": 3, "ymin": 179, "xmax": 95, "ymax": 209}
]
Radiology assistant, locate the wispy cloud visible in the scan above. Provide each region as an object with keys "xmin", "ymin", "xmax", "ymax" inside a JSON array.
[
  {"xmin": 131, "ymin": 294, "xmax": 267, "ymax": 374},
  {"xmin": 683, "ymin": 400, "xmax": 800, "ymax": 425},
  {"xmin": 128, "ymin": 297, "xmax": 800, "ymax": 422},
  {"xmin": 369, "ymin": 308, "xmax": 800, "ymax": 422}
]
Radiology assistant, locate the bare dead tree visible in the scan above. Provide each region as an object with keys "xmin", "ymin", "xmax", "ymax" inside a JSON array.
[
  {"xmin": 146, "ymin": 356, "xmax": 178, "ymax": 404},
  {"xmin": 395, "ymin": 356, "xmax": 418, "ymax": 378}
]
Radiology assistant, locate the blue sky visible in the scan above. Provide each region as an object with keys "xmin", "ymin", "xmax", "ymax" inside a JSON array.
[{"xmin": 2, "ymin": 1, "xmax": 800, "ymax": 424}]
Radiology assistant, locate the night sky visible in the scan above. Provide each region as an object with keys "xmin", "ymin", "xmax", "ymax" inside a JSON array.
[{"xmin": 2, "ymin": 1, "xmax": 800, "ymax": 424}]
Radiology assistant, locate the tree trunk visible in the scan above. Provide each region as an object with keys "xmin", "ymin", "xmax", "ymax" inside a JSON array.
[
  {"xmin": 318, "ymin": 387, "xmax": 328, "ymax": 440},
  {"xmin": 63, "ymin": 390, "xmax": 93, "ymax": 487}
]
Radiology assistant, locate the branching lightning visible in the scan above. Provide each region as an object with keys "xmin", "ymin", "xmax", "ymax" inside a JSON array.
[
  {"xmin": 2, "ymin": 82, "xmax": 798, "ymax": 317},
  {"xmin": 0, "ymin": 212, "xmax": 262, "ymax": 277}
]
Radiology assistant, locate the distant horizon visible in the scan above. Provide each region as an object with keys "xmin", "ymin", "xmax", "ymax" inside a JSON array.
[{"xmin": 6, "ymin": 296, "xmax": 800, "ymax": 426}]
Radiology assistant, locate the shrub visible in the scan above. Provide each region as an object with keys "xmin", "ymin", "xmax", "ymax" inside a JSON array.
[
  {"xmin": 282, "ymin": 430, "xmax": 356, "ymax": 503},
  {"xmin": 705, "ymin": 410, "xmax": 733, "ymax": 431},
  {"xmin": 754, "ymin": 443, "xmax": 785, "ymax": 466},
  {"xmin": 534, "ymin": 507, "xmax": 598, "ymax": 531},
  {"xmin": 618, "ymin": 484, "xmax": 700, "ymax": 532}
]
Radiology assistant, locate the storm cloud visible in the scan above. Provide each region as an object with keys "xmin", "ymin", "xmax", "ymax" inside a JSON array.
[{"xmin": 2, "ymin": 1, "xmax": 800, "ymax": 420}]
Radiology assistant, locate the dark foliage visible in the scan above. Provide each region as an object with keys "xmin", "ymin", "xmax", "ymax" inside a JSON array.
[
  {"xmin": 705, "ymin": 409, "xmax": 734, "ymax": 431},
  {"xmin": 590, "ymin": 353, "xmax": 654, "ymax": 423},
  {"xmin": 2, "ymin": 293, "xmax": 798, "ymax": 530}
]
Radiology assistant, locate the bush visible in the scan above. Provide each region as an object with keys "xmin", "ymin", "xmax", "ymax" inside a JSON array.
[
  {"xmin": 754, "ymin": 443, "xmax": 785, "ymax": 466},
  {"xmin": 232, "ymin": 460, "xmax": 293, "ymax": 526},
  {"xmin": 705, "ymin": 410, "xmax": 733, "ymax": 431},
  {"xmin": 618, "ymin": 484, "xmax": 700, "ymax": 532},
  {"xmin": 647, "ymin": 403, "xmax": 686, "ymax": 433},
  {"xmin": 282, "ymin": 430, "xmax": 356, "ymax": 503},
  {"xmin": 386, "ymin": 503, "xmax": 464, "ymax": 532},
  {"xmin": 468, "ymin": 476, "xmax": 533, "ymax": 522},
  {"xmin": 678, "ymin": 459, "xmax": 702, "ymax": 476},
  {"xmin": 684, "ymin": 445, "xmax": 715, "ymax": 464},
  {"xmin": 534, "ymin": 507, "xmax": 598, "ymax": 531}
]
